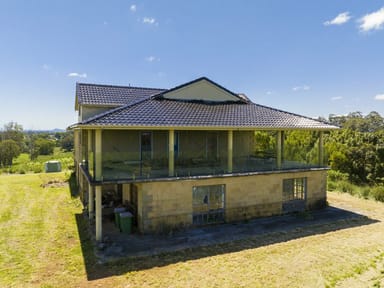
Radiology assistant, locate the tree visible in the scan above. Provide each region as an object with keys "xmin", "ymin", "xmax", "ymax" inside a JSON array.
[
  {"xmin": 284, "ymin": 131, "xmax": 317, "ymax": 163},
  {"xmin": 325, "ymin": 126, "xmax": 384, "ymax": 185},
  {"xmin": 365, "ymin": 111, "xmax": 384, "ymax": 132},
  {"xmin": 0, "ymin": 140, "xmax": 21, "ymax": 167},
  {"xmin": 329, "ymin": 111, "xmax": 384, "ymax": 133},
  {"xmin": 59, "ymin": 132, "xmax": 74, "ymax": 152},
  {"xmin": 254, "ymin": 131, "xmax": 276, "ymax": 157},
  {"xmin": 30, "ymin": 137, "xmax": 55, "ymax": 160},
  {"xmin": 1, "ymin": 122, "xmax": 24, "ymax": 150}
]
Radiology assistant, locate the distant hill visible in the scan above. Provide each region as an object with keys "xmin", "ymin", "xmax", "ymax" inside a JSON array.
[{"xmin": 24, "ymin": 128, "xmax": 66, "ymax": 134}]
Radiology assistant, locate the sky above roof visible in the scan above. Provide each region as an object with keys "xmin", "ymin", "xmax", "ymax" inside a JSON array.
[{"xmin": 1, "ymin": 0, "xmax": 384, "ymax": 130}]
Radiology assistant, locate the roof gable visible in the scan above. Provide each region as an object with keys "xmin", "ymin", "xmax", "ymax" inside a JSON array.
[{"xmin": 160, "ymin": 77, "xmax": 246, "ymax": 103}]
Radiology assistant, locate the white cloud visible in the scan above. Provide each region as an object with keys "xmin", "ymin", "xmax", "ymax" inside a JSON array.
[
  {"xmin": 42, "ymin": 64, "xmax": 51, "ymax": 71},
  {"xmin": 145, "ymin": 56, "xmax": 159, "ymax": 62},
  {"xmin": 331, "ymin": 96, "xmax": 343, "ymax": 101},
  {"xmin": 324, "ymin": 12, "xmax": 351, "ymax": 26},
  {"xmin": 143, "ymin": 17, "xmax": 157, "ymax": 25},
  {"xmin": 358, "ymin": 7, "xmax": 384, "ymax": 32},
  {"xmin": 67, "ymin": 72, "xmax": 87, "ymax": 78},
  {"xmin": 292, "ymin": 85, "xmax": 310, "ymax": 91},
  {"xmin": 130, "ymin": 4, "xmax": 136, "ymax": 12},
  {"xmin": 374, "ymin": 94, "xmax": 384, "ymax": 100}
]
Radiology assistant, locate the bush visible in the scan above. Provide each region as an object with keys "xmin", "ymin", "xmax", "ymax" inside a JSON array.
[
  {"xmin": 359, "ymin": 187, "xmax": 371, "ymax": 199},
  {"xmin": 328, "ymin": 170, "xmax": 349, "ymax": 182},
  {"xmin": 60, "ymin": 157, "xmax": 74, "ymax": 170},
  {"xmin": 337, "ymin": 180, "xmax": 356, "ymax": 194},
  {"xmin": 372, "ymin": 186, "xmax": 384, "ymax": 202},
  {"xmin": 327, "ymin": 180, "xmax": 337, "ymax": 191}
]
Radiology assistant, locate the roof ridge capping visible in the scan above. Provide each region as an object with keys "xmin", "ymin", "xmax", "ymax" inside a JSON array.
[{"xmin": 76, "ymin": 81, "xmax": 166, "ymax": 91}]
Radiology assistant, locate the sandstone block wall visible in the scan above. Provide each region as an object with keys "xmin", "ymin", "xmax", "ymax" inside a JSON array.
[{"xmin": 125, "ymin": 170, "xmax": 327, "ymax": 233}]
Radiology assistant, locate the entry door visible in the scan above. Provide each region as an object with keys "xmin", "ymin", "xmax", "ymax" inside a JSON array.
[{"xmin": 193, "ymin": 185, "xmax": 225, "ymax": 225}]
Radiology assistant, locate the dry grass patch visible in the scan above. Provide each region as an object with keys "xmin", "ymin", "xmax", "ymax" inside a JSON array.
[{"xmin": 107, "ymin": 192, "xmax": 384, "ymax": 288}]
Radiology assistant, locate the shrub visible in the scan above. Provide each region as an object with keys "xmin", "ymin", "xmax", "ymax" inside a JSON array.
[
  {"xmin": 60, "ymin": 157, "xmax": 74, "ymax": 170},
  {"xmin": 371, "ymin": 186, "xmax": 384, "ymax": 202},
  {"xmin": 359, "ymin": 187, "xmax": 371, "ymax": 199},
  {"xmin": 337, "ymin": 180, "xmax": 356, "ymax": 194},
  {"xmin": 328, "ymin": 170, "xmax": 349, "ymax": 182},
  {"xmin": 32, "ymin": 165, "xmax": 43, "ymax": 173},
  {"xmin": 23, "ymin": 162, "xmax": 43, "ymax": 173},
  {"xmin": 9, "ymin": 166, "xmax": 17, "ymax": 174},
  {"xmin": 327, "ymin": 180, "xmax": 337, "ymax": 191}
]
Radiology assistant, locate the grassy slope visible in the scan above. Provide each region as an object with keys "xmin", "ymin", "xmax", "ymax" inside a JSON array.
[
  {"xmin": 0, "ymin": 173, "xmax": 384, "ymax": 287},
  {"xmin": 0, "ymin": 173, "xmax": 86, "ymax": 287}
]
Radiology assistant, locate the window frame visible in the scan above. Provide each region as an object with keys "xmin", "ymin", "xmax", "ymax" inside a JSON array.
[
  {"xmin": 192, "ymin": 184, "xmax": 225, "ymax": 225},
  {"xmin": 283, "ymin": 177, "xmax": 307, "ymax": 202}
]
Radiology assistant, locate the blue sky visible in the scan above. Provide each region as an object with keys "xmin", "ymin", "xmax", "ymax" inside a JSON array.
[{"xmin": 1, "ymin": 1, "xmax": 384, "ymax": 130}]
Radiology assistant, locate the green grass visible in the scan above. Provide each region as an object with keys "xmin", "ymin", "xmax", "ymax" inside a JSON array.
[
  {"xmin": 0, "ymin": 173, "xmax": 384, "ymax": 287},
  {"xmin": 0, "ymin": 172, "xmax": 87, "ymax": 287}
]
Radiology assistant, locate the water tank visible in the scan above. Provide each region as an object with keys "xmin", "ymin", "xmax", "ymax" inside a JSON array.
[{"xmin": 45, "ymin": 160, "xmax": 62, "ymax": 173}]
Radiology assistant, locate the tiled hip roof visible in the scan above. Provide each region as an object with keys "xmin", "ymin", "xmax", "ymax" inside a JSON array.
[{"xmin": 80, "ymin": 98, "xmax": 338, "ymax": 130}]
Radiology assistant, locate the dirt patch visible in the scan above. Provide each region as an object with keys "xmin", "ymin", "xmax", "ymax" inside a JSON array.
[{"xmin": 41, "ymin": 179, "xmax": 68, "ymax": 188}]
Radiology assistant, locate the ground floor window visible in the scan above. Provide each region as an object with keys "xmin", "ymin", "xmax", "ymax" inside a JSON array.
[
  {"xmin": 283, "ymin": 178, "xmax": 306, "ymax": 201},
  {"xmin": 282, "ymin": 177, "xmax": 307, "ymax": 213},
  {"xmin": 192, "ymin": 184, "xmax": 225, "ymax": 225}
]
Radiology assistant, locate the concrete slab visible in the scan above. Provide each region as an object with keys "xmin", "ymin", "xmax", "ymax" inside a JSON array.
[{"xmin": 93, "ymin": 206, "xmax": 367, "ymax": 262}]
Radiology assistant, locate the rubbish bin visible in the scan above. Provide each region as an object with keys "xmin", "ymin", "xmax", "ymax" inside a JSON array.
[
  {"xmin": 119, "ymin": 212, "xmax": 133, "ymax": 234},
  {"xmin": 114, "ymin": 207, "xmax": 126, "ymax": 229}
]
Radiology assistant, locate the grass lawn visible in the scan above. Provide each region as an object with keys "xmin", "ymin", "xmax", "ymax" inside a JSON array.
[
  {"xmin": 1, "ymin": 172, "xmax": 384, "ymax": 287},
  {"xmin": 0, "ymin": 172, "xmax": 88, "ymax": 287}
]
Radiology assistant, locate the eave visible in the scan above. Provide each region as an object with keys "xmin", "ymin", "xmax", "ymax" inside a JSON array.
[{"xmin": 69, "ymin": 123, "xmax": 339, "ymax": 132}]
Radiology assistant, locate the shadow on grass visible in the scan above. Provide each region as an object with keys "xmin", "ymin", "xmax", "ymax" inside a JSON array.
[
  {"xmin": 75, "ymin": 206, "xmax": 380, "ymax": 281},
  {"xmin": 75, "ymin": 214, "xmax": 118, "ymax": 280},
  {"xmin": 68, "ymin": 171, "xmax": 79, "ymax": 198}
]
